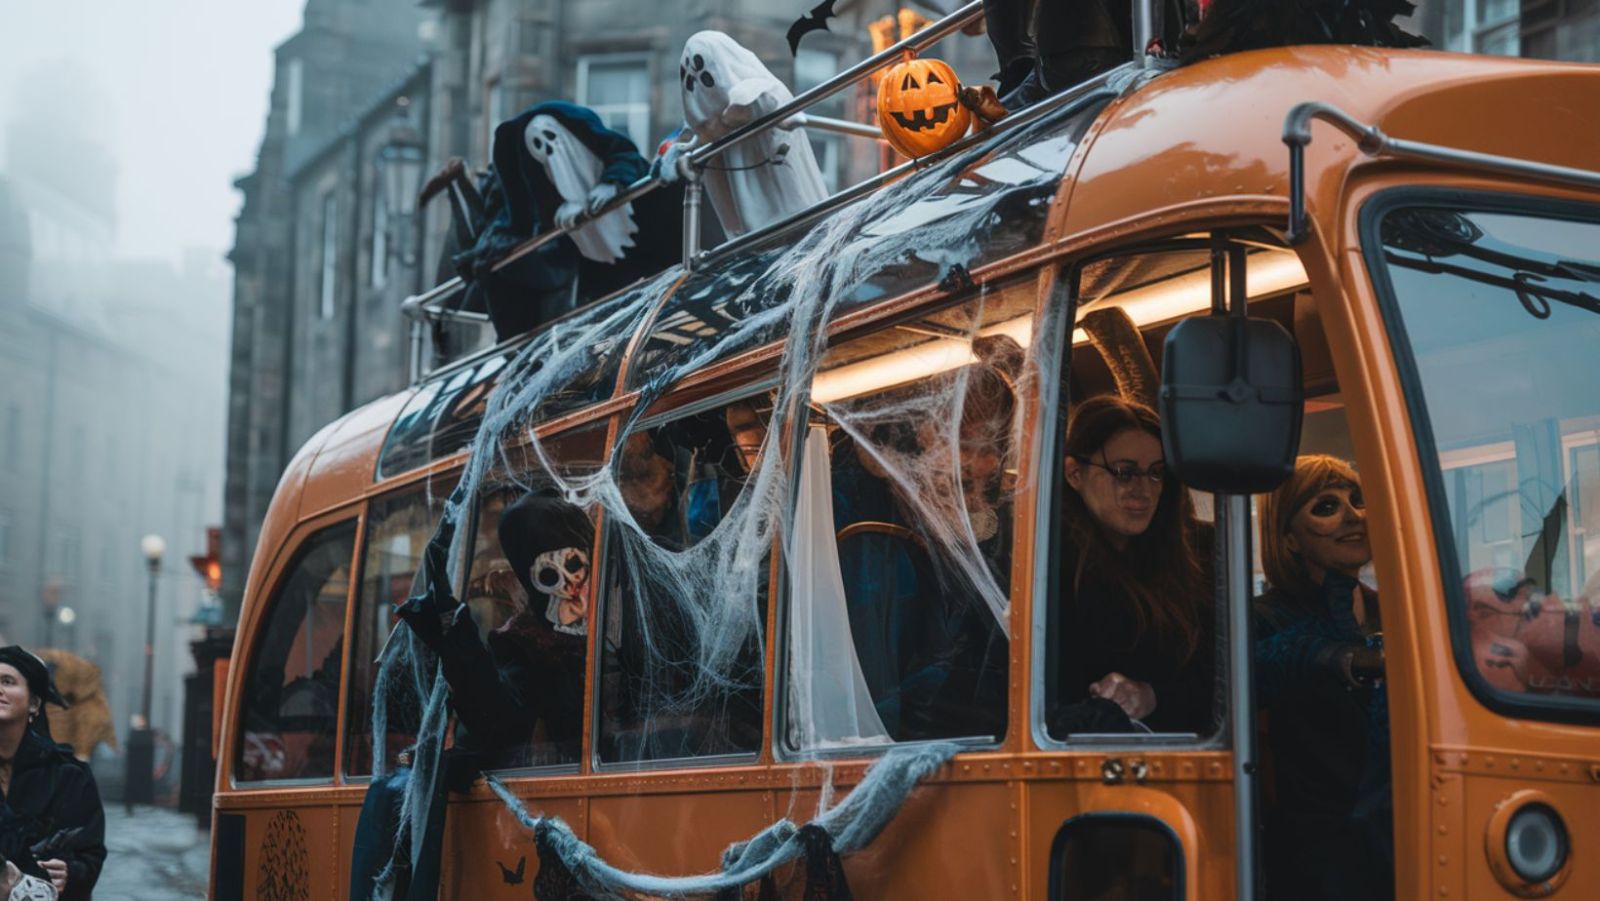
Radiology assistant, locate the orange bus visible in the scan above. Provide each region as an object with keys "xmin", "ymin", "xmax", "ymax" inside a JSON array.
[{"xmin": 210, "ymin": 6, "xmax": 1600, "ymax": 899}]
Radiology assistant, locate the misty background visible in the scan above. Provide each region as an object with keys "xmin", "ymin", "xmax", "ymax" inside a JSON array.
[{"xmin": 0, "ymin": 0, "xmax": 302, "ymax": 794}]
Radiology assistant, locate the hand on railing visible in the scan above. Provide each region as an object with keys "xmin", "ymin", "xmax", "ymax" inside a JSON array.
[
  {"xmin": 652, "ymin": 134, "xmax": 699, "ymax": 184},
  {"xmin": 585, "ymin": 182, "xmax": 622, "ymax": 216},
  {"xmin": 555, "ymin": 201, "xmax": 585, "ymax": 230}
]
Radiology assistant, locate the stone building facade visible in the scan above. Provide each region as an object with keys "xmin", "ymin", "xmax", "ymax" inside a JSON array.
[{"xmin": 222, "ymin": 0, "xmax": 434, "ymax": 617}]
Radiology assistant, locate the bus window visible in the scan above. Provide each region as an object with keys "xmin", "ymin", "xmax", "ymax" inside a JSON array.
[
  {"xmin": 1045, "ymin": 240, "xmax": 1308, "ymax": 741},
  {"xmin": 463, "ymin": 423, "xmax": 607, "ymax": 770},
  {"xmin": 598, "ymin": 394, "xmax": 774, "ymax": 763},
  {"xmin": 786, "ymin": 282, "xmax": 1034, "ymax": 750},
  {"xmin": 344, "ymin": 486, "xmax": 447, "ymax": 777},
  {"xmin": 235, "ymin": 520, "xmax": 356, "ymax": 783},
  {"xmin": 1368, "ymin": 198, "xmax": 1600, "ymax": 711}
]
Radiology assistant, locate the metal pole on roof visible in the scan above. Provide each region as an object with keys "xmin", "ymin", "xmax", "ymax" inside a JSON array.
[
  {"xmin": 682, "ymin": 172, "xmax": 703, "ymax": 273},
  {"xmin": 1134, "ymin": 0, "xmax": 1159, "ymax": 64}
]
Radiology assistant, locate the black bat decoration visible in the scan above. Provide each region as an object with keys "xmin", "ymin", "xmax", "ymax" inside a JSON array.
[
  {"xmin": 497, "ymin": 854, "xmax": 527, "ymax": 885},
  {"xmin": 786, "ymin": 0, "xmax": 840, "ymax": 56}
]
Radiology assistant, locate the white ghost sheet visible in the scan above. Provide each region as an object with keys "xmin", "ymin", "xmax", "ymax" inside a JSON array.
[
  {"xmin": 679, "ymin": 31, "xmax": 829, "ymax": 237},
  {"xmin": 524, "ymin": 114, "xmax": 639, "ymax": 264}
]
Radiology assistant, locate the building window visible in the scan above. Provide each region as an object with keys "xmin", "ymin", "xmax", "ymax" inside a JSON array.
[
  {"xmin": 369, "ymin": 191, "xmax": 388, "ymax": 289},
  {"xmin": 286, "ymin": 58, "xmax": 304, "ymax": 136},
  {"xmin": 794, "ymin": 48, "xmax": 844, "ymax": 193},
  {"xmin": 1445, "ymin": 0, "xmax": 1521, "ymax": 55},
  {"xmin": 319, "ymin": 192, "xmax": 337, "ymax": 320},
  {"xmin": 0, "ymin": 510, "xmax": 12, "ymax": 565},
  {"xmin": 576, "ymin": 54, "xmax": 652, "ymax": 152}
]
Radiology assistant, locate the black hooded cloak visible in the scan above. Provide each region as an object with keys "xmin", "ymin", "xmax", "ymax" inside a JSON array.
[{"xmin": 455, "ymin": 101, "xmax": 684, "ymax": 341}]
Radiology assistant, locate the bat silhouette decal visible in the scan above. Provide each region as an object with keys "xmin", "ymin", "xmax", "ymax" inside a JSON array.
[{"xmin": 786, "ymin": 0, "xmax": 840, "ymax": 55}]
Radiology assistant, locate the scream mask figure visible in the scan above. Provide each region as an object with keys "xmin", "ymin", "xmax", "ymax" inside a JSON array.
[
  {"xmin": 670, "ymin": 31, "xmax": 828, "ymax": 237},
  {"xmin": 877, "ymin": 57, "xmax": 972, "ymax": 158},
  {"xmin": 523, "ymin": 113, "xmax": 638, "ymax": 265}
]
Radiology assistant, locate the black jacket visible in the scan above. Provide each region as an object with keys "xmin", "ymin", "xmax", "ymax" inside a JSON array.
[
  {"xmin": 0, "ymin": 730, "xmax": 106, "ymax": 899},
  {"xmin": 1054, "ymin": 545, "xmax": 1215, "ymax": 735},
  {"xmin": 1254, "ymin": 576, "xmax": 1392, "ymax": 900}
]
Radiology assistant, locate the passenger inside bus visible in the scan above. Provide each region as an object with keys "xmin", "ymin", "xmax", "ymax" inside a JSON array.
[
  {"xmin": 1255, "ymin": 455, "xmax": 1392, "ymax": 901},
  {"xmin": 600, "ymin": 397, "xmax": 772, "ymax": 761},
  {"xmin": 825, "ymin": 364, "xmax": 1013, "ymax": 742},
  {"xmin": 1051, "ymin": 394, "xmax": 1213, "ymax": 736},
  {"xmin": 394, "ymin": 494, "xmax": 592, "ymax": 768}
]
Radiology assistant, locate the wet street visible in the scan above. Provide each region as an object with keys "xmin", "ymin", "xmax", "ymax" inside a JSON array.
[{"xmin": 97, "ymin": 804, "xmax": 210, "ymax": 899}]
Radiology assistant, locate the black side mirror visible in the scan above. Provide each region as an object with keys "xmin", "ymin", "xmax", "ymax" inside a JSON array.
[{"xmin": 1159, "ymin": 316, "xmax": 1303, "ymax": 494}]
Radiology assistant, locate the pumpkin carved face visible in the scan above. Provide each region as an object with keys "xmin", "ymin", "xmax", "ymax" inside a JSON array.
[{"xmin": 876, "ymin": 57, "xmax": 971, "ymax": 158}]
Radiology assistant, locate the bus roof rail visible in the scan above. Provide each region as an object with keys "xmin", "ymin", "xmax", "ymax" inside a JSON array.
[{"xmin": 1283, "ymin": 101, "xmax": 1600, "ymax": 244}]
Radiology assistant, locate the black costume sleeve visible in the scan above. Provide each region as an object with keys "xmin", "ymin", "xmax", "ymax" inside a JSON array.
[
  {"xmin": 433, "ymin": 609, "xmax": 540, "ymax": 751},
  {"xmin": 394, "ymin": 509, "xmax": 538, "ymax": 752},
  {"xmin": 43, "ymin": 762, "xmax": 106, "ymax": 901}
]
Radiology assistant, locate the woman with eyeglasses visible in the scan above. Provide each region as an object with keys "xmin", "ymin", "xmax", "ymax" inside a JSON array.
[
  {"xmin": 1255, "ymin": 454, "xmax": 1392, "ymax": 900},
  {"xmin": 1053, "ymin": 394, "xmax": 1212, "ymax": 736}
]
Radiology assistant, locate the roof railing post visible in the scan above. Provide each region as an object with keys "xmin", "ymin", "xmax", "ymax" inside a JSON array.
[
  {"xmin": 682, "ymin": 169, "xmax": 703, "ymax": 273},
  {"xmin": 1134, "ymin": 0, "xmax": 1159, "ymax": 64},
  {"xmin": 408, "ymin": 317, "xmax": 425, "ymax": 384}
]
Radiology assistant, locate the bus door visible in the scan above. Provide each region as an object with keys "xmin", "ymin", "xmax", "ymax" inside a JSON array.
[
  {"xmin": 1032, "ymin": 234, "xmax": 1322, "ymax": 901},
  {"xmin": 1356, "ymin": 186, "xmax": 1600, "ymax": 899}
]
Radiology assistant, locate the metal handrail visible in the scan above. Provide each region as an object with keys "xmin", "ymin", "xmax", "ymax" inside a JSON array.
[
  {"xmin": 401, "ymin": 0, "xmax": 986, "ymax": 331},
  {"xmin": 684, "ymin": 1, "xmax": 984, "ymax": 169},
  {"xmin": 404, "ymin": 72, "xmax": 1129, "ymax": 389},
  {"xmin": 1282, "ymin": 101, "xmax": 1600, "ymax": 243}
]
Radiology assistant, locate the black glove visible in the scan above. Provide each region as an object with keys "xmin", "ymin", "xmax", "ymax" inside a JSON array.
[{"xmin": 395, "ymin": 510, "xmax": 464, "ymax": 653}]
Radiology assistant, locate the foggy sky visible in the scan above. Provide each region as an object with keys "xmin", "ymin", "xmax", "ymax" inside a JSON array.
[{"xmin": 0, "ymin": 1, "xmax": 305, "ymax": 263}]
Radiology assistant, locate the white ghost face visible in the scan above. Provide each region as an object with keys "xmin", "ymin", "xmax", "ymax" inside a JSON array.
[
  {"xmin": 531, "ymin": 546, "xmax": 589, "ymax": 601},
  {"xmin": 680, "ymin": 49, "xmax": 718, "ymax": 96},
  {"xmin": 523, "ymin": 115, "xmax": 564, "ymax": 168}
]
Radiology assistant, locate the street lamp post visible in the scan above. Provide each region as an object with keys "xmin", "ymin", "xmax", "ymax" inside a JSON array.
[{"xmin": 126, "ymin": 533, "xmax": 164, "ymax": 811}]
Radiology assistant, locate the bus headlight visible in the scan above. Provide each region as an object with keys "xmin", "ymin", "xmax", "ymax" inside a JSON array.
[
  {"xmin": 1486, "ymin": 791, "xmax": 1571, "ymax": 896},
  {"xmin": 1505, "ymin": 804, "xmax": 1566, "ymax": 884}
]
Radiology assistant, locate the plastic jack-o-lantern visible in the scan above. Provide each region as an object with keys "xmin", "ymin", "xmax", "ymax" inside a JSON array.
[{"xmin": 877, "ymin": 56, "xmax": 971, "ymax": 158}]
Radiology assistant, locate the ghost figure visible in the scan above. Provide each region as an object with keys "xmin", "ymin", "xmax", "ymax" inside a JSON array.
[
  {"xmin": 528, "ymin": 545, "xmax": 591, "ymax": 635},
  {"xmin": 674, "ymin": 31, "xmax": 829, "ymax": 237},
  {"xmin": 523, "ymin": 113, "xmax": 638, "ymax": 264}
]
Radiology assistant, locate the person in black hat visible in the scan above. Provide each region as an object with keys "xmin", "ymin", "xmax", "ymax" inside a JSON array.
[
  {"xmin": 396, "ymin": 494, "xmax": 593, "ymax": 761},
  {"xmin": 0, "ymin": 645, "xmax": 105, "ymax": 899}
]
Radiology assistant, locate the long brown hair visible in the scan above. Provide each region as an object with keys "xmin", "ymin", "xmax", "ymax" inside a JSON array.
[
  {"xmin": 1259, "ymin": 454, "xmax": 1361, "ymax": 603},
  {"xmin": 1060, "ymin": 395, "xmax": 1205, "ymax": 662}
]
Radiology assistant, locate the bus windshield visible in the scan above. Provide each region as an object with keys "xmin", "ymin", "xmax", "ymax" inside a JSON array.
[{"xmin": 1370, "ymin": 197, "xmax": 1600, "ymax": 716}]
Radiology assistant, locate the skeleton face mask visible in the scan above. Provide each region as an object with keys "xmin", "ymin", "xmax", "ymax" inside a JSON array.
[{"xmin": 530, "ymin": 546, "xmax": 590, "ymax": 634}]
